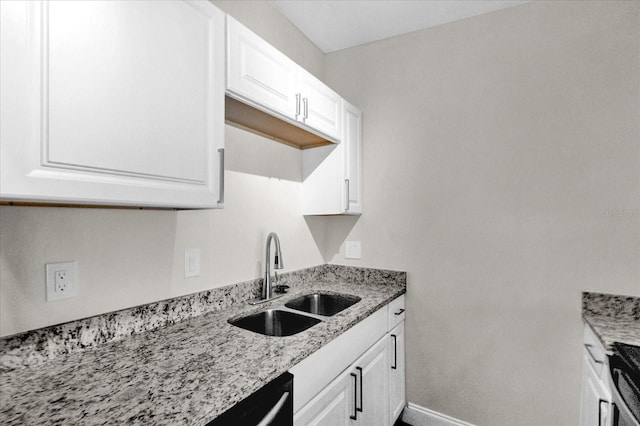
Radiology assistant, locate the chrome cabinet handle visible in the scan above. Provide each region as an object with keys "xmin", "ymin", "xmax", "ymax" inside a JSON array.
[
  {"xmin": 256, "ymin": 391, "xmax": 289, "ymax": 426},
  {"xmin": 584, "ymin": 344, "xmax": 604, "ymax": 364},
  {"xmin": 356, "ymin": 366, "xmax": 363, "ymax": 413},
  {"xmin": 303, "ymin": 97, "xmax": 308, "ymax": 120},
  {"xmin": 394, "ymin": 308, "xmax": 405, "ymax": 316},
  {"xmin": 350, "ymin": 372, "xmax": 358, "ymax": 420},
  {"xmin": 295, "ymin": 93, "xmax": 301, "ymax": 119},
  {"xmin": 217, "ymin": 148, "xmax": 225, "ymax": 204},
  {"xmin": 345, "ymin": 179, "xmax": 350, "ymax": 211},
  {"xmin": 391, "ymin": 334, "xmax": 397, "ymax": 370}
]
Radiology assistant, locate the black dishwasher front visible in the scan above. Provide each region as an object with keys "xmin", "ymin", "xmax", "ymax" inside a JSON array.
[{"xmin": 207, "ymin": 372, "xmax": 293, "ymax": 426}]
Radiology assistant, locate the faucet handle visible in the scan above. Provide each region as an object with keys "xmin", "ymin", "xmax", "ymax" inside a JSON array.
[
  {"xmin": 272, "ymin": 271, "xmax": 289, "ymax": 293},
  {"xmin": 273, "ymin": 284, "xmax": 290, "ymax": 294}
]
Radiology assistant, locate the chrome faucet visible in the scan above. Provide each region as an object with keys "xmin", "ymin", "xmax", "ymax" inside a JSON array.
[{"xmin": 250, "ymin": 232, "xmax": 284, "ymax": 304}]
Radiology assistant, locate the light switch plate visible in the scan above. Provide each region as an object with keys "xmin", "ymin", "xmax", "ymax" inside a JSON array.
[
  {"xmin": 345, "ymin": 241, "xmax": 362, "ymax": 259},
  {"xmin": 184, "ymin": 249, "xmax": 200, "ymax": 278},
  {"xmin": 46, "ymin": 261, "xmax": 77, "ymax": 301}
]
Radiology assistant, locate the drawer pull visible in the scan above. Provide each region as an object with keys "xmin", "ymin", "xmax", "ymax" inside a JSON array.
[
  {"xmin": 585, "ymin": 344, "xmax": 604, "ymax": 364},
  {"xmin": 345, "ymin": 179, "xmax": 350, "ymax": 211},
  {"xmin": 350, "ymin": 372, "xmax": 358, "ymax": 420},
  {"xmin": 394, "ymin": 308, "xmax": 405, "ymax": 316},
  {"xmin": 356, "ymin": 366, "xmax": 363, "ymax": 413},
  {"xmin": 302, "ymin": 97, "xmax": 309, "ymax": 121},
  {"xmin": 391, "ymin": 334, "xmax": 397, "ymax": 370}
]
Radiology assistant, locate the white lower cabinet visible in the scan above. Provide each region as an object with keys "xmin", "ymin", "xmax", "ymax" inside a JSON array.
[
  {"xmin": 294, "ymin": 367, "xmax": 355, "ymax": 426},
  {"xmin": 389, "ymin": 322, "xmax": 406, "ymax": 424},
  {"xmin": 295, "ymin": 335, "xmax": 389, "ymax": 426},
  {"xmin": 291, "ymin": 296, "xmax": 406, "ymax": 426},
  {"xmin": 579, "ymin": 323, "xmax": 612, "ymax": 426},
  {"xmin": 581, "ymin": 355, "xmax": 611, "ymax": 426},
  {"xmin": 353, "ymin": 337, "xmax": 389, "ymax": 425}
]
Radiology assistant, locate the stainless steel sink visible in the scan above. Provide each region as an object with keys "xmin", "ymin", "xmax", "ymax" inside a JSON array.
[
  {"xmin": 229, "ymin": 309, "xmax": 321, "ymax": 336},
  {"xmin": 285, "ymin": 293, "xmax": 361, "ymax": 316}
]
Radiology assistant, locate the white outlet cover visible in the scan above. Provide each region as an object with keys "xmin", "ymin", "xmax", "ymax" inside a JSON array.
[
  {"xmin": 345, "ymin": 241, "xmax": 362, "ymax": 259},
  {"xmin": 46, "ymin": 261, "xmax": 77, "ymax": 301},
  {"xmin": 184, "ymin": 249, "xmax": 201, "ymax": 278}
]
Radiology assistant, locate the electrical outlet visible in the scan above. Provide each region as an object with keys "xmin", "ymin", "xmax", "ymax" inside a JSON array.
[
  {"xmin": 46, "ymin": 261, "xmax": 77, "ymax": 301},
  {"xmin": 54, "ymin": 270, "xmax": 70, "ymax": 293},
  {"xmin": 184, "ymin": 249, "xmax": 200, "ymax": 278},
  {"xmin": 345, "ymin": 241, "xmax": 362, "ymax": 259}
]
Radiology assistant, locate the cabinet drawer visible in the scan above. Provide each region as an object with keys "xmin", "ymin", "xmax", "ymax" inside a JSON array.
[
  {"xmin": 289, "ymin": 306, "xmax": 387, "ymax": 413},
  {"xmin": 388, "ymin": 295, "xmax": 405, "ymax": 330}
]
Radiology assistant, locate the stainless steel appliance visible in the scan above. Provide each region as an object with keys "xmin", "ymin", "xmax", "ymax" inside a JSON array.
[
  {"xmin": 609, "ymin": 343, "xmax": 640, "ymax": 426},
  {"xmin": 207, "ymin": 372, "xmax": 293, "ymax": 426}
]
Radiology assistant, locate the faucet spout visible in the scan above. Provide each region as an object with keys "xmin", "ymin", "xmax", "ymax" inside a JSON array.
[{"xmin": 254, "ymin": 232, "xmax": 284, "ymax": 303}]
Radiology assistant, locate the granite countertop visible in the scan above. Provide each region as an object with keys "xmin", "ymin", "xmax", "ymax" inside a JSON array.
[
  {"xmin": 0, "ymin": 265, "xmax": 406, "ymax": 425},
  {"xmin": 582, "ymin": 292, "xmax": 640, "ymax": 351}
]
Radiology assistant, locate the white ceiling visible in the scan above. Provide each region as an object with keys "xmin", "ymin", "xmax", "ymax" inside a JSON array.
[{"xmin": 270, "ymin": 0, "xmax": 529, "ymax": 53}]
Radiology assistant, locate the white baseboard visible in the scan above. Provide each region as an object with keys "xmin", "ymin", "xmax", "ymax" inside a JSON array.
[{"xmin": 402, "ymin": 402, "xmax": 476, "ymax": 426}]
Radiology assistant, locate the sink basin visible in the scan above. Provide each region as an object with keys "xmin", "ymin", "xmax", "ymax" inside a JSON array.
[
  {"xmin": 229, "ymin": 309, "xmax": 321, "ymax": 336},
  {"xmin": 285, "ymin": 293, "xmax": 361, "ymax": 316}
]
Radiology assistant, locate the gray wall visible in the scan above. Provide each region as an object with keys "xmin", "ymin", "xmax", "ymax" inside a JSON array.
[
  {"xmin": 324, "ymin": 1, "xmax": 640, "ymax": 425},
  {"xmin": 0, "ymin": 1, "xmax": 326, "ymax": 336}
]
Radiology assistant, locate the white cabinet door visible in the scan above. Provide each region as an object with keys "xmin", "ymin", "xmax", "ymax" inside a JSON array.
[
  {"xmin": 580, "ymin": 353, "xmax": 611, "ymax": 426},
  {"xmin": 294, "ymin": 368, "xmax": 356, "ymax": 426},
  {"xmin": 0, "ymin": 0, "xmax": 225, "ymax": 208},
  {"xmin": 389, "ymin": 322, "xmax": 406, "ymax": 425},
  {"xmin": 343, "ymin": 100, "xmax": 363, "ymax": 214},
  {"xmin": 302, "ymin": 101, "xmax": 362, "ymax": 215},
  {"xmin": 580, "ymin": 324, "xmax": 612, "ymax": 426},
  {"xmin": 302, "ymin": 143, "xmax": 342, "ymax": 215},
  {"xmin": 226, "ymin": 15, "xmax": 298, "ymax": 121},
  {"xmin": 353, "ymin": 336, "xmax": 389, "ymax": 426},
  {"xmin": 299, "ymin": 70, "xmax": 342, "ymax": 141},
  {"xmin": 226, "ymin": 17, "xmax": 342, "ymax": 143}
]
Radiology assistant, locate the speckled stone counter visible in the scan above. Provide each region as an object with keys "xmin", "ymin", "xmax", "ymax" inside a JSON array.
[
  {"xmin": 582, "ymin": 292, "xmax": 640, "ymax": 350},
  {"xmin": 0, "ymin": 265, "xmax": 406, "ymax": 425}
]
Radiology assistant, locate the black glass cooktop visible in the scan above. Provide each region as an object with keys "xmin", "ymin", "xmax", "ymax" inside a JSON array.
[
  {"xmin": 611, "ymin": 342, "xmax": 640, "ymax": 424},
  {"xmin": 614, "ymin": 342, "xmax": 640, "ymax": 381}
]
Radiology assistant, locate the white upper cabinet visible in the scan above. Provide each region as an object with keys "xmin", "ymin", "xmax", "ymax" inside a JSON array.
[
  {"xmin": 226, "ymin": 16, "xmax": 342, "ymax": 142},
  {"xmin": 302, "ymin": 100, "xmax": 363, "ymax": 215},
  {"xmin": 298, "ymin": 69, "xmax": 342, "ymax": 140},
  {"xmin": 343, "ymin": 101, "xmax": 363, "ymax": 214},
  {"xmin": 0, "ymin": 0, "xmax": 225, "ymax": 208},
  {"xmin": 226, "ymin": 15, "xmax": 298, "ymax": 120}
]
